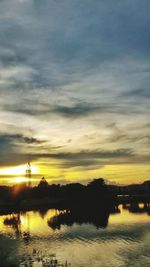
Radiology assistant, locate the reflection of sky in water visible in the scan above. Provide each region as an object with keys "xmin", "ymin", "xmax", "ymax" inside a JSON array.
[{"xmin": 0, "ymin": 206, "xmax": 150, "ymax": 267}]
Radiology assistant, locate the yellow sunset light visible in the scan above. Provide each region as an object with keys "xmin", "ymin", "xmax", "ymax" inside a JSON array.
[
  {"xmin": 0, "ymin": 164, "xmax": 38, "ymax": 176},
  {"xmin": 12, "ymin": 177, "xmax": 28, "ymax": 183}
]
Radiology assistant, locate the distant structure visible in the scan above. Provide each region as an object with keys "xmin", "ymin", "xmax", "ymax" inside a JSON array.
[{"xmin": 26, "ymin": 162, "xmax": 31, "ymax": 187}]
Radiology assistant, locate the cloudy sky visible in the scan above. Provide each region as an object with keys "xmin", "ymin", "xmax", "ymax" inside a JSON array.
[{"xmin": 0, "ymin": 0, "xmax": 150, "ymax": 185}]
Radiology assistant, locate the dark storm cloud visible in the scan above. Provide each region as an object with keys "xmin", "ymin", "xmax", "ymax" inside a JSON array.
[
  {"xmin": 0, "ymin": 135, "xmax": 15, "ymax": 153},
  {"xmin": 48, "ymin": 149, "xmax": 134, "ymax": 160},
  {"xmin": 3, "ymin": 105, "xmax": 49, "ymax": 116},
  {"xmin": 123, "ymin": 88, "xmax": 150, "ymax": 99},
  {"xmin": 59, "ymin": 159, "xmax": 100, "ymax": 169},
  {"xmin": 20, "ymin": 135, "xmax": 44, "ymax": 144},
  {"xmin": 51, "ymin": 101, "xmax": 148, "ymax": 118},
  {"xmin": 0, "ymin": 143, "xmax": 149, "ymax": 169},
  {"xmin": 2, "ymin": 101, "xmax": 139, "ymax": 118},
  {"xmin": 0, "ymin": 148, "xmax": 134, "ymax": 167},
  {"xmin": 52, "ymin": 103, "xmax": 100, "ymax": 117},
  {"xmin": 0, "ymin": 134, "xmax": 44, "ymax": 152}
]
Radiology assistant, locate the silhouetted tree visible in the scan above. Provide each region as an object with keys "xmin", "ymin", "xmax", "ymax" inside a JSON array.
[
  {"xmin": 38, "ymin": 177, "xmax": 49, "ymax": 188},
  {"xmin": 88, "ymin": 178, "xmax": 105, "ymax": 188}
]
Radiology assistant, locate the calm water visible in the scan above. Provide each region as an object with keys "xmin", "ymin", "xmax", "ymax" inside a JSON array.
[{"xmin": 0, "ymin": 205, "xmax": 150, "ymax": 267}]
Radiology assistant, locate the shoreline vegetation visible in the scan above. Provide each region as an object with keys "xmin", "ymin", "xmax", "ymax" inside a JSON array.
[
  {"xmin": 0, "ymin": 178, "xmax": 150, "ymax": 267},
  {"xmin": 0, "ymin": 178, "xmax": 150, "ymax": 215}
]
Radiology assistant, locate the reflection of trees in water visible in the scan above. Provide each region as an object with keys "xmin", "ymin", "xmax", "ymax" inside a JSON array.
[
  {"xmin": 123, "ymin": 202, "xmax": 150, "ymax": 215},
  {"xmin": 47, "ymin": 205, "xmax": 120, "ymax": 229},
  {"xmin": 47, "ymin": 201, "xmax": 150, "ymax": 230},
  {"xmin": 4, "ymin": 214, "xmax": 21, "ymax": 237},
  {"xmin": 38, "ymin": 208, "xmax": 48, "ymax": 219},
  {"xmin": 3, "ymin": 213, "xmax": 31, "ymax": 243}
]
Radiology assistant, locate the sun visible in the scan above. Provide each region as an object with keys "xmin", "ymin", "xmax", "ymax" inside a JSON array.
[{"xmin": 0, "ymin": 164, "xmax": 38, "ymax": 176}]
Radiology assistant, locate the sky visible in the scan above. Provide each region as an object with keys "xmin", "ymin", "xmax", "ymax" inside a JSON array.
[{"xmin": 0, "ymin": 0, "xmax": 150, "ymax": 186}]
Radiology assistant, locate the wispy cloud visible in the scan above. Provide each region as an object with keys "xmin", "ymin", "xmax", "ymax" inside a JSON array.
[{"xmin": 0, "ymin": 0, "xmax": 150, "ymax": 183}]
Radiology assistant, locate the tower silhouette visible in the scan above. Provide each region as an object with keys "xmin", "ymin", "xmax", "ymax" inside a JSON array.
[{"xmin": 26, "ymin": 162, "xmax": 31, "ymax": 187}]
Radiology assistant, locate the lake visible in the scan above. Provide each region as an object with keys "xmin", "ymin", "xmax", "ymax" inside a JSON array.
[{"xmin": 0, "ymin": 204, "xmax": 150, "ymax": 267}]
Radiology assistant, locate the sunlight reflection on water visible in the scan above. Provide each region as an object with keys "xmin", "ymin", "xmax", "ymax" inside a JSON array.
[{"xmin": 0, "ymin": 205, "xmax": 150, "ymax": 267}]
